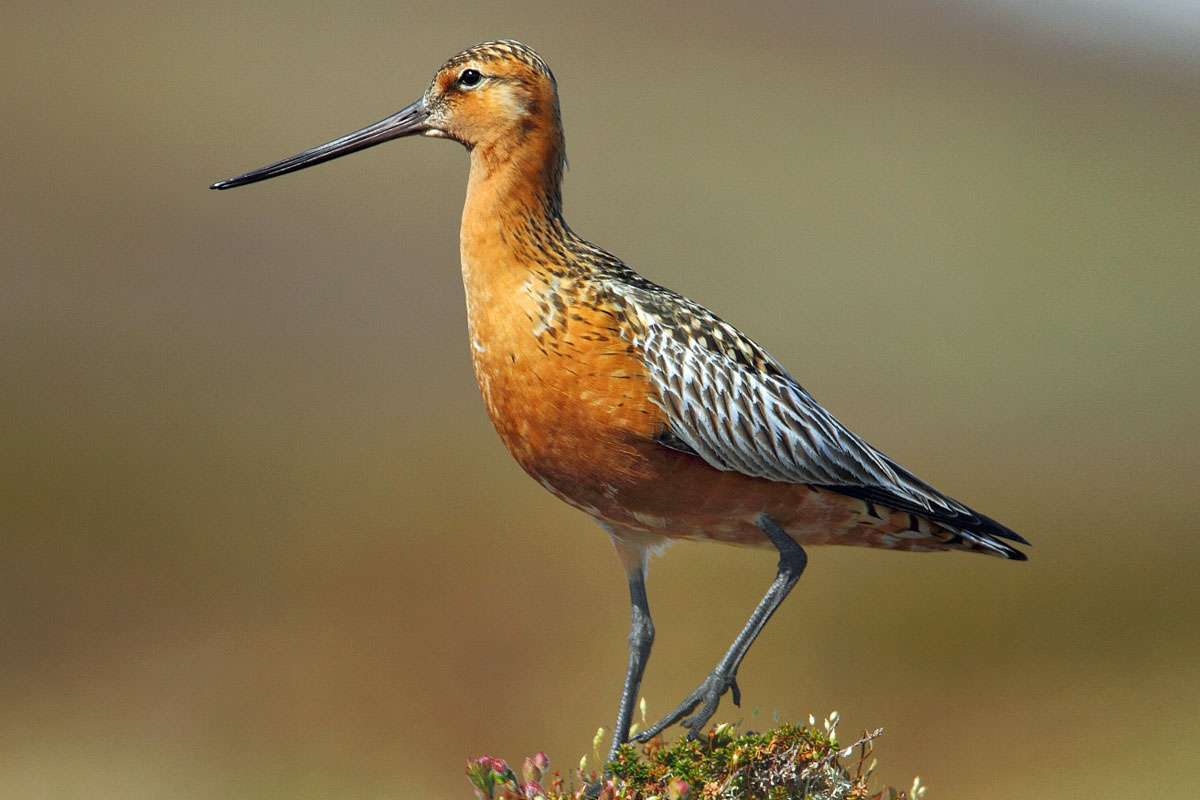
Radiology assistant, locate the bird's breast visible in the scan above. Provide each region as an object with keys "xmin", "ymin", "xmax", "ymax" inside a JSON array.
[{"xmin": 461, "ymin": 261, "xmax": 668, "ymax": 515}]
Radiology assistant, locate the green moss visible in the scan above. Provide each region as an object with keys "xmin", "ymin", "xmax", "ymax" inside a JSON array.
[{"xmin": 467, "ymin": 718, "xmax": 924, "ymax": 800}]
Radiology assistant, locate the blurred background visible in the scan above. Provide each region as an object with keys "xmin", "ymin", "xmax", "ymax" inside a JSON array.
[{"xmin": 4, "ymin": 1, "xmax": 1198, "ymax": 797}]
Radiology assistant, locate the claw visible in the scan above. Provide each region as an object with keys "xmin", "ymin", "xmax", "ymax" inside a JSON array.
[
  {"xmin": 638, "ymin": 670, "xmax": 740, "ymax": 742},
  {"xmin": 683, "ymin": 692, "xmax": 721, "ymax": 738},
  {"xmin": 632, "ymin": 689, "xmax": 702, "ymax": 742}
]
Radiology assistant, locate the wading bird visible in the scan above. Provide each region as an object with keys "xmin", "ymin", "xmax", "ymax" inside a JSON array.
[{"xmin": 213, "ymin": 40, "xmax": 1027, "ymax": 762}]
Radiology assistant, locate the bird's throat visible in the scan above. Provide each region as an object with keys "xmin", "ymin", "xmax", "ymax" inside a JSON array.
[
  {"xmin": 460, "ymin": 125, "xmax": 569, "ymax": 294},
  {"xmin": 462, "ymin": 123, "xmax": 565, "ymax": 233}
]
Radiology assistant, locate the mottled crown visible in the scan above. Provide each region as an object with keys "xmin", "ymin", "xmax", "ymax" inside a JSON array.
[{"xmin": 442, "ymin": 40, "xmax": 555, "ymax": 84}]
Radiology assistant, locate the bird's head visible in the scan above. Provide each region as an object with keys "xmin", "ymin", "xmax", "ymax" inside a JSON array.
[
  {"xmin": 211, "ymin": 40, "xmax": 562, "ymax": 190},
  {"xmin": 423, "ymin": 41, "xmax": 560, "ymax": 151}
]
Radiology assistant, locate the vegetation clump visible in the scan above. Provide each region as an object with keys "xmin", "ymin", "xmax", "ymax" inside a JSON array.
[{"xmin": 467, "ymin": 715, "xmax": 925, "ymax": 800}]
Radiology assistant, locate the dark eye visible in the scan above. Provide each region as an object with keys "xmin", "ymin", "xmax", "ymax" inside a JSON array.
[{"xmin": 458, "ymin": 69, "xmax": 482, "ymax": 88}]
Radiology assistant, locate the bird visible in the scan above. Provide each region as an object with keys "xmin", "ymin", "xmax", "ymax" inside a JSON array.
[{"xmin": 212, "ymin": 40, "xmax": 1028, "ymax": 763}]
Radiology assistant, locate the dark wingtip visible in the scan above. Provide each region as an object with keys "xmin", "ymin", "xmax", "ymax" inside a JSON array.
[
  {"xmin": 1008, "ymin": 530, "xmax": 1032, "ymax": 546},
  {"xmin": 977, "ymin": 530, "xmax": 1028, "ymax": 561},
  {"xmin": 984, "ymin": 516, "xmax": 1031, "ymax": 546},
  {"xmin": 1004, "ymin": 547, "xmax": 1029, "ymax": 562},
  {"xmin": 966, "ymin": 507, "xmax": 1030, "ymax": 547}
]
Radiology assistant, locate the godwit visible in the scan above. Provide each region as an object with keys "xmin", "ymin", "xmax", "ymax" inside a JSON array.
[{"xmin": 212, "ymin": 40, "xmax": 1028, "ymax": 762}]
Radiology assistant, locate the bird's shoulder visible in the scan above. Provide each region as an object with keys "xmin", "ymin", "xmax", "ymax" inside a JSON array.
[{"xmin": 572, "ymin": 247, "xmax": 783, "ymax": 379}]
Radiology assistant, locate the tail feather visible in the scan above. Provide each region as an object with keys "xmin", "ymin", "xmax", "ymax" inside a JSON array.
[{"xmin": 820, "ymin": 483, "xmax": 1030, "ymax": 560}]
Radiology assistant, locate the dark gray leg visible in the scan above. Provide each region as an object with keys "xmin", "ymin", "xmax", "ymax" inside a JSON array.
[
  {"xmin": 635, "ymin": 514, "xmax": 807, "ymax": 741},
  {"xmin": 606, "ymin": 560, "xmax": 654, "ymax": 762}
]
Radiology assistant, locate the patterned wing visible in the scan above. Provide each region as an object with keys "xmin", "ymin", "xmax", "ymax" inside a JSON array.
[{"xmin": 616, "ymin": 283, "xmax": 1027, "ymax": 556}]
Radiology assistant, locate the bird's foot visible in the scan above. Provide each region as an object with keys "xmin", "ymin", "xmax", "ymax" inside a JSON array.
[{"xmin": 633, "ymin": 670, "xmax": 741, "ymax": 742}]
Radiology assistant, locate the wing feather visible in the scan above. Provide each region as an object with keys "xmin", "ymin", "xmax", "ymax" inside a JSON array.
[{"xmin": 615, "ymin": 284, "xmax": 1028, "ymax": 554}]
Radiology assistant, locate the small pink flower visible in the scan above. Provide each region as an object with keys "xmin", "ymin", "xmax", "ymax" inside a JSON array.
[{"xmin": 667, "ymin": 777, "xmax": 691, "ymax": 799}]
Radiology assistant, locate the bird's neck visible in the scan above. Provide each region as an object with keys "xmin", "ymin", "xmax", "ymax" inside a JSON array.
[
  {"xmin": 460, "ymin": 126, "xmax": 568, "ymax": 278},
  {"xmin": 458, "ymin": 128, "xmax": 576, "ymax": 383}
]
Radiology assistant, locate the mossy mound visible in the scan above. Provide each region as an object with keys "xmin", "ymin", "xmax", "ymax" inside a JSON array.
[{"xmin": 468, "ymin": 718, "xmax": 924, "ymax": 800}]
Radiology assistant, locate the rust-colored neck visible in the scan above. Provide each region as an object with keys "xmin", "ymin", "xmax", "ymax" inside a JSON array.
[
  {"xmin": 460, "ymin": 110, "xmax": 567, "ymax": 271},
  {"xmin": 458, "ymin": 115, "xmax": 573, "ymax": 382}
]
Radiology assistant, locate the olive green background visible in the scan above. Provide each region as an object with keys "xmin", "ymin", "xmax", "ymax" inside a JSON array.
[{"xmin": 4, "ymin": 2, "xmax": 1198, "ymax": 798}]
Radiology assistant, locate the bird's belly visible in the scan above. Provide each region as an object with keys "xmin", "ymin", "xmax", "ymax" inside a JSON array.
[
  {"xmin": 567, "ymin": 446, "xmax": 841, "ymax": 543},
  {"xmin": 581, "ymin": 451, "xmax": 953, "ymax": 553}
]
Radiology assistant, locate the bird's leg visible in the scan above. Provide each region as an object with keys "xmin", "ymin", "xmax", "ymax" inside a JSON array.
[
  {"xmin": 606, "ymin": 539, "xmax": 655, "ymax": 763},
  {"xmin": 635, "ymin": 514, "xmax": 807, "ymax": 742}
]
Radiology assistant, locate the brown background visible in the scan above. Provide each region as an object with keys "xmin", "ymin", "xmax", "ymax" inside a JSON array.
[{"xmin": 4, "ymin": 1, "xmax": 1198, "ymax": 797}]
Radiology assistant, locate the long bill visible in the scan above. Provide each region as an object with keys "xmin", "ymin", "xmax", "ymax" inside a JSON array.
[{"xmin": 210, "ymin": 98, "xmax": 429, "ymax": 190}]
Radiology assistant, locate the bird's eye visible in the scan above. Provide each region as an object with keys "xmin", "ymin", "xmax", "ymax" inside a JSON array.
[{"xmin": 458, "ymin": 69, "xmax": 482, "ymax": 88}]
